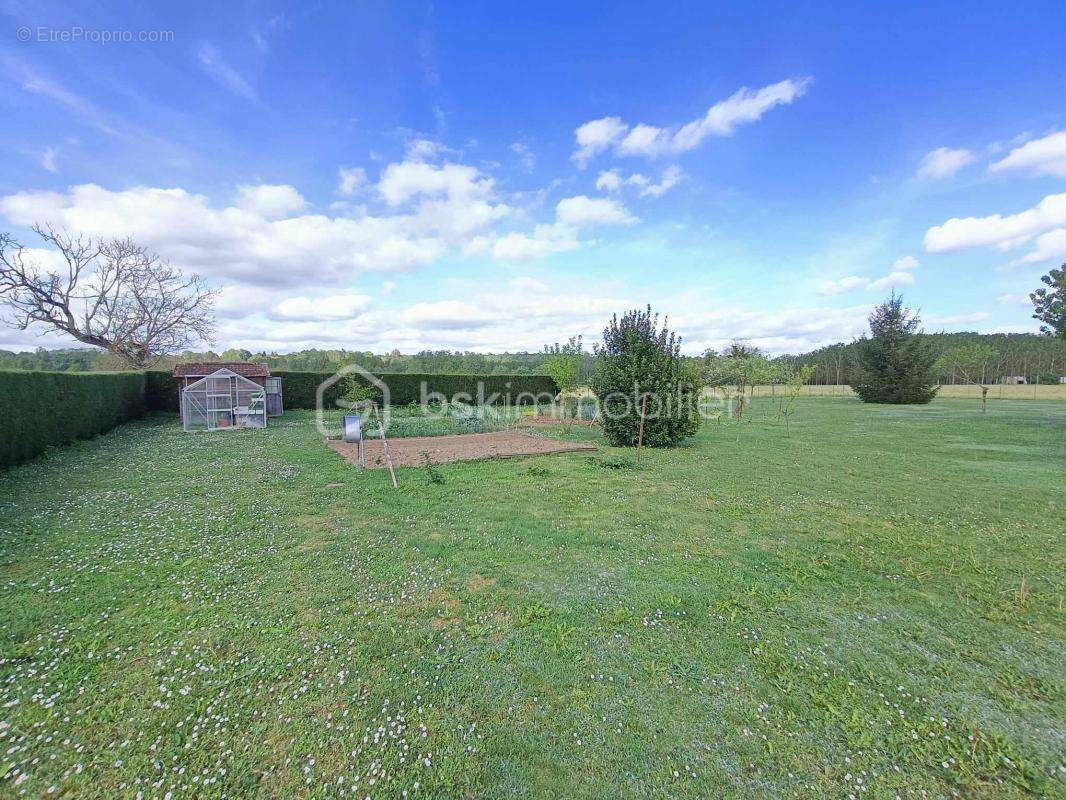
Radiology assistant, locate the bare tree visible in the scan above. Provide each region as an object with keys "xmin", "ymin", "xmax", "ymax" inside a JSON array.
[
  {"xmin": 0, "ymin": 224, "xmax": 216, "ymax": 368},
  {"xmin": 936, "ymin": 344, "xmax": 999, "ymax": 412}
]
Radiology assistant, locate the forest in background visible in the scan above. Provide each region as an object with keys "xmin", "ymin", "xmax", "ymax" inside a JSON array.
[
  {"xmin": 784, "ymin": 332, "xmax": 1066, "ymax": 384},
  {"xmin": 2, "ymin": 331, "xmax": 1064, "ymax": 384}
]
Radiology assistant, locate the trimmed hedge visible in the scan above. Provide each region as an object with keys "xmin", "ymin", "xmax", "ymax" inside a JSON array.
[
  {"xmin": 1, "ymin": 368, "xmax": 554, "ymax": 470},
  {"xmin": 0, "ymin": 371, "xmax": 145, "ymax": 470},
  {"xmin": 145, "ymin": 370, "xmax": 557, "ymax": 411},
  {"xmin": 144, "ymin": 370, "xmax": 181, "ymax": 412}
]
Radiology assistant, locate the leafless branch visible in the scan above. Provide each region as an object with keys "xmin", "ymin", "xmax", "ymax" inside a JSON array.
[{"xmin": 0, "ymin": 225, "xmax": 217, "ymax": 368}]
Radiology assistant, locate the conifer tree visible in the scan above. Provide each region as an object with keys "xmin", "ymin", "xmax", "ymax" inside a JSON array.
[{"xmin": 853, "ymin": 294, "xmax": 938, "ymax": 404}]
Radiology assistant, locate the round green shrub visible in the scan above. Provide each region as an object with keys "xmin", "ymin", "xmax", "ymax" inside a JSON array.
[{"xmin": 591, "ymin": 306, "xmax": 700, "ymax": 447}]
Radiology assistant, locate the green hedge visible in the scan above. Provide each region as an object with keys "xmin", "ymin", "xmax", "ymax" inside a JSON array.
[
  {"xmin": 0, "ymin": 371, "xmax": 145, "ymax": 470},
  {"xmin": 144, "ymin": 370, "xmax": 180, "ymax": 412},
  {"xmin": 145, "ymin": 370, "xmax": 557, "ymax": 411}
]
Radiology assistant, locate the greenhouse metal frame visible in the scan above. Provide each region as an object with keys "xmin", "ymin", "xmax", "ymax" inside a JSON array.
[{"xmin": 180, "ymin": 368, "xmax": 267, "ymax": 432}]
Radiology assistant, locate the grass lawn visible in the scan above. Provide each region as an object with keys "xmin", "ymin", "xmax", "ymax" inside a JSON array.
[{"xmin": 1, "ymin": 397, "xmax": 1063, "ymax": 799}]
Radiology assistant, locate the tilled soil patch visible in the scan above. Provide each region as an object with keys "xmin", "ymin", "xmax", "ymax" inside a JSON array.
[
  {"xmin": 327, "ymin": 430, "xmax": 596, "ymax": 469},
  {"xmin": 515, "ymin": 416, "xmax": 598, "ymax": 428}
]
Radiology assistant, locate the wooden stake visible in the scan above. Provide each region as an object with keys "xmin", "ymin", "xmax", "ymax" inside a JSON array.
[
  {"xmin": 636, "ymin": 393, "xmax": 648, "ymax": 462},
  {"xmin": 376, "ymin": 412, "xmax": 398, "ymax": 489}
]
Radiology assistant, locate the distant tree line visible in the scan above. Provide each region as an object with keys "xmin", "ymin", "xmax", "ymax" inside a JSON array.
[
  {"xmin": 0, "ymin": 345, "xmax": 598, "ymax": 376},
  {"xmin": 4, "ymin": 332, "xmax": 1063, "ymax": 382},
  {"xmin": 0, "ymin": 347, "xmax": 101, "ymax": 371},
  {"xmin": 780, "ymin": 332, "xmax": 1066, "ymax": 385}
]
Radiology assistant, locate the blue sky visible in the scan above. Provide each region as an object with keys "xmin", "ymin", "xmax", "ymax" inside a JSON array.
[{"xmin": 1, "ymin": 1, "xmax": 1064, "ymax": 354}]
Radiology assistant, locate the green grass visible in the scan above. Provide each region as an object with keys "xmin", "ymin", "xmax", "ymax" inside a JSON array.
[{"xmin": 0, "ymin": 397, "xmax": 1063, "ymax": 799}]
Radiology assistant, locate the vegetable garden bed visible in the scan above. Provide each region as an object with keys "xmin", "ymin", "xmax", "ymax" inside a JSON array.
[{"xmin": 327, "ymin": 429, "xmax": 596, "ymax": 468}]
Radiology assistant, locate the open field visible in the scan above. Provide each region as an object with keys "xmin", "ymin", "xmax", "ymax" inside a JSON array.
[
  {"xmin": 749, "ymin": 384, "xmax": 1066, "ymax": 400},
  {"xmin": 1, "ymin": 397, "xmax": 1063, "ymax": 798}
]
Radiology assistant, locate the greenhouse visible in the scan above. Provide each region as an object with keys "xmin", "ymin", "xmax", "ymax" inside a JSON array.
[{"xmin": 180, "ymin": 368, "xmax": 267, "ymax": 431}]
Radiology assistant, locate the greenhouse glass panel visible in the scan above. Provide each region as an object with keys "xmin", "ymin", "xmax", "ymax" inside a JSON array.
[{"xmin": 180, "ymin": 368, "xmax": 267, "ymax": 432}]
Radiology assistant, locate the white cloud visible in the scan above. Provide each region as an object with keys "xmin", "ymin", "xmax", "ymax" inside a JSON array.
[
  {"xmin": 0, "ymin": 329, "xmax": 74, "ymax": 351},
  {"xmin": 400, "ymin": 300, "xmax": 497, "ymax": 330},
  {"xmin": 271, "ymin": 293, "xmax": 371, "ymax": 321},
  {"xmin": 6, "ymin": 247, "xmax": 69, "ymax": 274},
  {"xmin": 0, "ymin": 151, "xmax": 610, "ymax": 302},
  {"xmin": 633, "ymin": 79, "xmax": 810, "ymax": 157},
  {"xmin": 819, "ymin": 275, "xmax": 867, "ymax": 295},
  {"xmin": 235, "ymin": 184, "xmax": 306, "ymax": 218},
  {"xmin": 404, "ymin": 139, "xmax": 452, "ymax": 162},
  {"xmin": 572, "ymin": 78, "xmax": 809, "ymax": 163},
  {"xmin": 924, "ymin": 193, "xmax": 1066, "ymax": 253},
  {"xmin": 1015, "ymin": 227, "xmax": 1066, "ymax": 265},
  {"xmin": 925, "ymin": 311, "xmax": 991, "ymax": 326},
  {"xmin": 212, "ymin": 285, "xmax": 281, "ymax": 319},
  {"xmin": 597, "ymin": 167, "xmax": 684, "ymax": 198},
  {"xmin": 637, "ymin": 166, "xmax": 684, "ymax": 197},
  {"xmin": 207, "ymin": 300, "xmax": 871, "ymax": 355},
  {"xmin": 389, "ymin": 280, "xmax": 628, "ymax": 340},
  {"xmin": 369, "ymin": 160, "xmax": 515, "ymax": 242},
  {"xmin": 196, "ymin": 43, "xmax": 258, "ymax": 102},
  {"xmin": 40, "ymin": 147, "xmax": 58, "ymax": 173},
  {"xmin": 510, "ymin": 142, "xmax": 535, "ymax": 172},
  {"xmin": 679, "ymin": 79, "xmax": 810, "ymax": 142},
  {"xmin": 916, "ymin": 147, "xmax": 974, "ymax": 180},
  {"xmin": 508, "ymin": 276, "xmax": 549, "ymax": 293},
  {"xmin": 377, "ymin": 161, "xmax": 495, "ymax": 206},
  {"xmin": 868, "ymin": 271, "xmax": 916, "ymax": 291},
  {"xmin": 675, "ymin": 304, "xmax": 870, "ymax": 355},
  {"xmin": 199, "ymin": 274, "xmax": 633, "ymax": 354},
  {"xmin": 997, "ymin": 293, "xmax": 1032, "ymax": 305},
  {"xmin": 555, "ymin": 195, "xmax": 637, "ymax": 227},
  {"xmin": 0, "ymin": 257, "xmax": 916, "ymax": 356},
  {"xmin": 486, "ymin": 226, "xmax": 580, "ymax": 261},
  {"xmin": 990, "ymin": 132, "xmax": 1066, "ymax": 178},
  {"xmin": 381, "ymin": 280, "xmax": 396, "ymax": 294},
  {"xmin": 571, "ymin": 117, "xmax": 628, "ymax": 167},
  {"xmin": 819, "ymin": 256, "xmax": 919, "ymax": 295},
  {"xmin": 0, "ymin": 179, "xmax": 496, "ymax": 287},
  {"xmin": 337, "ymin": 167, "xmax": 367, "ymax": 195},
  {"xmin": 192, "ymin": 276, "xmax": 886, "ymax": 356},
  {"xmin": 596, "ymin": 169, "xmax": 623, "ymax": 192},
  {"xmin": 353, "ymin": 157, "xmax": 511, "ymax": 243},
  {"xmin": 617, "ymin": 125, "xmax": 664, "ymax": 158}
]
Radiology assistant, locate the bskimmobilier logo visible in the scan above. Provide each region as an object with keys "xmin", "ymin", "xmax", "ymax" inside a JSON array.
[{"xmin": 316, "ymin": 364, "xmax": 390, "ymax": 439}]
